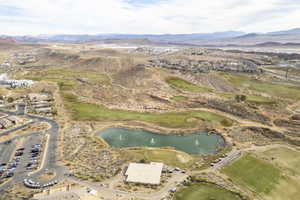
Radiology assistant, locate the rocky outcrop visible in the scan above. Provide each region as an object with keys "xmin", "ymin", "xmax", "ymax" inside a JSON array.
[
  {"xmin": 274, "ymin": 119, "xmax": 300, "ymax": 128},
  {"xmin": 291, "ymin": 114, "xmax": 300, "ymax": 121},
  {"xmin": 242, "ymin": 126, "xmax": 300, "ymax": 146},
  {"xmin": 205, "ymin": 100, "xmax": 270, "ymax": 124},
  {"xmin": 245, "ymin": 127, "xmax": 284, "ymax": 139},
  {"xmin": 64, "ymin": 124, "xmax": 125, "ymax": 180}
]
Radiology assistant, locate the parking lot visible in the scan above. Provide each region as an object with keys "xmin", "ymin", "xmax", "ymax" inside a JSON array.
[
  {"xmin": 0, "ymin": 103, "xmax": 64, "ymax": 191},
  {"xmin": 0, "ymin": 135, "xmax": 44, "ymax": 182}
]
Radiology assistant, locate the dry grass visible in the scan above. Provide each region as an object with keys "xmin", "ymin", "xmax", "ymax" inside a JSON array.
[
  {"xmin": 259, "ymin": 147, "xmax": 300, "ymax": 176},
  {"xmin": 122, "ymin": 148, "xmax": 195, "ymax": 169}
]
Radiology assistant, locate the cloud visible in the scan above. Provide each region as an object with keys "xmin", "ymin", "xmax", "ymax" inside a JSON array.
[
  {"xmin": 125, "ymin": 0, "xmax": 165, "ymax": 6},
  {"xmin": 0, "ymin": 0, "xmax": 299, "ymax": 35},
  {"xmin": 0, "ymin": 5, "xmax": 24, "ymax": 17}
]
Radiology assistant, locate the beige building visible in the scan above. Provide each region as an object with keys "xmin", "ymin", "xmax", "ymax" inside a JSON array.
[{"xmin": 125, "ymin": 162, "xmax": 163, "ymax": 185}]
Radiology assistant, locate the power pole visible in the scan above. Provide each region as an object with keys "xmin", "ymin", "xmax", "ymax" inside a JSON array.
[{"xmin": 285, "ymin": 67, "xmax": 290, "ymax": 80}]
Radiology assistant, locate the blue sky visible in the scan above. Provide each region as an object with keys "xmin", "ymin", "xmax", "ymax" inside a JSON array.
[{"xmin": 0, "ymin": 0, "xmax": 299, "ymax": 35}]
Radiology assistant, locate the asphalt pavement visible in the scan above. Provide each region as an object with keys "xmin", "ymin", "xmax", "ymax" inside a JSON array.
[{"xmin": 0, "ymin": 104, "xmax": 66, "ymax": 191}]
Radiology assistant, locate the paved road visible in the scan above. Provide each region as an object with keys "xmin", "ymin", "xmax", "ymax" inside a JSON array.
[
  {"xmin": 66, "ymin": 171, "xmax": 188, "ymax": 200},
  {"xmin": 210, "ymin": 150, "xmax": 241, "ymax": 170},
  {"xmin": 0, "ymin": 104, "xmax": 66, "ymax": 191},
  {"xmin": 263, "ymin": 69, "xmax": 300, "ymax": 83},
  {"xmin": 0, "ymin": 141, "xmax": 17, "ymax": 166},
  {"xmin": 0, "ymin": 121, "xmax": 36, "ymax": 137},
  {"xmin": 0, "ymin": 103, "xmax": 244, "ymax": 198}
]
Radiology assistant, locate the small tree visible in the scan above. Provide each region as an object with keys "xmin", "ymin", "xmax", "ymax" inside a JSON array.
[
  {"xmin": 52, "ymin": 108, "xmax": 58, "ymax": 116},
  {"xmin": 240, "ymin": 95, "xmax": 247, "ymax": 102},
  {"xmin": 7, "ymin": 97, "xmax": 14, "ymax": 103},
  {"xmin": 235, "ymin": 95, "xmax": 241, "ymax": 102},
  {"xmin": 235, "ymin": 95, "xmax": 247, "ymax": 102}
]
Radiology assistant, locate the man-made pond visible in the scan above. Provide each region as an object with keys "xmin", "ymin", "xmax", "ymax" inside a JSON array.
[{"xmin": 96, "ymin": 128, "xmax": 225, "ymax": 155}]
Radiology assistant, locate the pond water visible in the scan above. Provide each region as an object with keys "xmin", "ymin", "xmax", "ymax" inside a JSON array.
[{"xmin": 96, "ymin": 128, "xmax": 225, "ymax": 155}]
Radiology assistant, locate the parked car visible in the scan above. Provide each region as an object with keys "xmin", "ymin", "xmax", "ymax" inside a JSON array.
[
  {"xmin": 4, "ymin": 140, "xmax": 12, "ymax": 145},
  {"xmin": 15, "ymin": 151, "xmax": 23, "ymax": 156},
  {"xmin": 4, "ymin": 172, "xmax": 14, "ymax": 178}
]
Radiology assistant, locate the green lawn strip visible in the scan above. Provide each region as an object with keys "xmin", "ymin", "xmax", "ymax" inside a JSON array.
[
  {"xmin": 174, "ymin": 182, "xmax": 242, "ymax": 200},
  {"xmin": 123, "ymin": 149, "xmax": 194, "ymax": 169},
  {"xmin": 166, "ymin": 77, "xmax": 212, "ymax": 92},
  {"xmin": 222, "ymin": 154, "xmax": 281, "ymax": 194},
  {"xmin": 246, "ymin": 95, "xmax": 276, "ymax": 104},
  {"xmin": 223, "ymin": 73, "xmax": 300, "ymax": 100},
  {"xmin": 261, "ymin": 147, "xmax": 300, "ymax": 176},
  {"xmin": 171, "ymin": 96, "xmax": 188, "ymax": 102},
  {"xmin": 219, "ymin": 92, "xmax": 276, "ymax": 104},
  {"xmin": 58, "ymin": 78, "xmax": 233, "ymax": 129},
  {"xmin": 24, "ymin": 69, "xmax": 233, "ymax": 129},
  {"xmin": 166, "ymin": 76, "xmax": 276, "ymax": 104},
  {"xmin": 63, "ymin": 92, "xmax": 233, "ymax": 128},
  {"xmin": 22, "ymin": 68, "xmax": 110, "ymax": 84}
]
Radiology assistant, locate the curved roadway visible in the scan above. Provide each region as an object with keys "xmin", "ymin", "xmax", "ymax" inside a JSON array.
[{"xmin": 0, "ymin": 104, "xmax": 66, "ymax": 191}]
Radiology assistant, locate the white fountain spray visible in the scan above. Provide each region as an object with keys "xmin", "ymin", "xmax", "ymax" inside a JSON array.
[{"xmin": 150, "ymin": 138, "xmax": 155, "ymax": 144}]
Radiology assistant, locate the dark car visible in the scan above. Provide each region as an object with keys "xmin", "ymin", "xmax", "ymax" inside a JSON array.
[
  {"xmin": 31, "ymin": 153, "xmax": 39, "ymax": 158},
  {"xmin": 31, "ymin": 149, "xmax": 40, "ymax": 153},
  {"xmin": 26, "ymin": 163, "xmax": 32, "ymax": 167},
  {"xmin": 4, "ymin": 140, "xmax": 12, "ymax": 145},
  {"xmin": 15, "ymin": 151, "xmax": 23, "ymax": 156},
  {"xmin": 4, "ymin": 172, "xmax": 14, "ymax": 178}
]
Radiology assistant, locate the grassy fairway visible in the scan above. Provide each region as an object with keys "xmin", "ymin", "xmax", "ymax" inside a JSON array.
[
  {"xmin": 63, "ymin": 93, "xmax": 233, "ymax": 128},
  {"xmin": 256, "ymin": 147, "xmax": 300, "ymax": 200},
  {"xmin": 220, "ymin": 93, "xmax": 276, "ymax": 104},
  {"xmin": 171, "ymin": 96, "xmax": 188, "ymax": 102},
  {"xmin": 166, "ymin": 77, "xmax": 211, "ymax": 92},
  {"xmin": 223, "ymin": 73, "xmax": 300, "ymax": 100},
  {"xmin": 22, "ymin": 68, "xmax": 110, "ymax": 84},
  {"xmin": 261, "ymin": 147, "xmax": 300, "ymax": 176},
  {"xmin": 266, "ymin": 177, "xmax": 300, "ymax": 200},
  {"xmin": 166, "ymin": 76, "xmax": 276, "ymax": 104},
  {"xmin": 123, "ymin": 149, "xmax": 194, "ymax": 169},
  {"xmin": 222, "ymin": 154, "xmax": 281, "ymax": 194},
  {"xmin": 22, "ymin": 69, "xmax": 233, "ymax": 129},
  {"xmin": 174, "ymin": 182, "xmax": 242, "ymax": 200},
  {"xmin": 245, "ymin": 95, "xmax": 276, "ymax": 104}
]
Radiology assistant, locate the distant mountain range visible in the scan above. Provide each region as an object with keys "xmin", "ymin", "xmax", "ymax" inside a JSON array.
[
  {"xmin": 0, "ymin": 36, "xmax": 16, "ymax": 44},
  {"xmin": 1, "ymin": 28, "xmax": 300, "ymax": 46},
  {"xmin": 4, "ymin": 31, "xmax": 244, "ymax": 43}
]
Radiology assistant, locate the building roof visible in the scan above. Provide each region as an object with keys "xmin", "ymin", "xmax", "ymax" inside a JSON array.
[
  {"xmin": 88, "ymin": 189, "xmax": 98, "ymax": 196},
  {"xmin": 125, "ymin": 162, "xmax": 163, "ymax": 185}
]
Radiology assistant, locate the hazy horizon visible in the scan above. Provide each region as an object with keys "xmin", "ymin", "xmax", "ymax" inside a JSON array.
[{"xmin": 1, "ymin": 0, "xmax": 300, "ymax": 35}]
